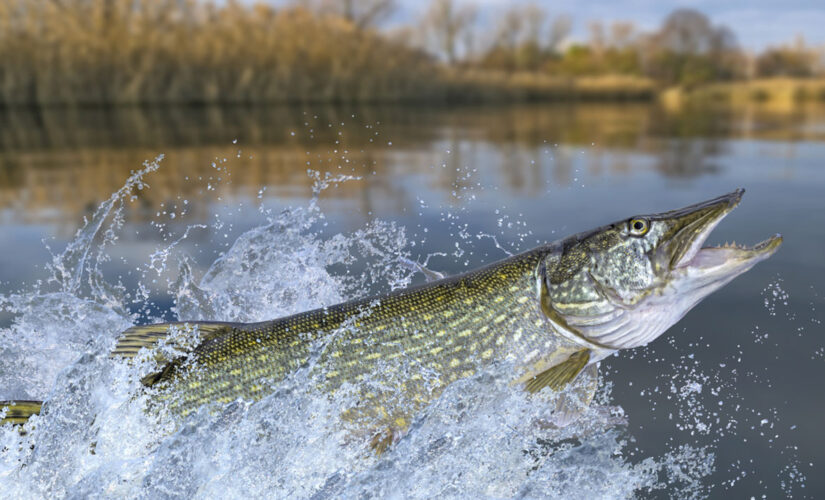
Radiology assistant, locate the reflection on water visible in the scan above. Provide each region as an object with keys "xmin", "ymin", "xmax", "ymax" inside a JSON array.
[{"xmin": 3, "ymin": 103, "xmax": 824, "ymax": 228}]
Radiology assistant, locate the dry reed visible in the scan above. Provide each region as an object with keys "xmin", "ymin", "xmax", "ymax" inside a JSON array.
[{"xmin": 0, "ymin": 1, "xmax": 442, "ymax": 105}]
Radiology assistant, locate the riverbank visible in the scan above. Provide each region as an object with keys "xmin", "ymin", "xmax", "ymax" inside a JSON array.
[{"xmin": 662, "ymin": 78, "xmax": 825, "ymax": 111}]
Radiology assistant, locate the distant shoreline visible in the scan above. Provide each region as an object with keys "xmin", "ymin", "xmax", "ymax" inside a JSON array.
[{"xmin": 1, "ymin": 75, "xmax": 823, "ymax": 109}]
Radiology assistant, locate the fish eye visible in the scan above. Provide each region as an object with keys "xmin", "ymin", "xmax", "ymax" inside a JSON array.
[{"xmin": 629, "ymin": 218, "xmax": 649, "ymax": 236}]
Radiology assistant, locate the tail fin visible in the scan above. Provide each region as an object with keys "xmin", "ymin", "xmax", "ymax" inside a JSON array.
[
  {"xmin": 0, "ymin": 400, "xmax": 43, "ymax": 426},
  {"xmin": 111, "ymin": 321, "xmax": 238, "ymax": 359},
  {"xmin": 112, "ymin": 321, "xmax": 241, "ymax": 386}
]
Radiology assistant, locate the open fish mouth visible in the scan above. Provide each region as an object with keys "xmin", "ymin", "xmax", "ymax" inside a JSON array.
[
  {"xmin": 662, "ymin": 188, "xmax": 783, "ymax": 272},
  {"xmin": 685, "ymin": 234, "xmax": 783, "ymax": 271}
]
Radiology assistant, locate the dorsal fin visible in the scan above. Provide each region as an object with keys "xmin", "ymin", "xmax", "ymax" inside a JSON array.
[{"xmin": 112, "ymin": 321, "xmax": 240, "ymax": 386}]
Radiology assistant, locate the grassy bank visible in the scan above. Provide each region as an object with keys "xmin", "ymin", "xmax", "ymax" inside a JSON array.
[
  {"xmin": 663, "ymin": 78, "xmax": 825, "ymax": 111},
  {"xmin": 443, "ymin": 72, "xmax": 656, "ymax": 102}
]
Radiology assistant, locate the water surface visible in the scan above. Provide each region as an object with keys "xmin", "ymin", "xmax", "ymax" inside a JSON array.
[{"xmin": 0, "ymin": 103, "xmax": 822, "ymax": 498}]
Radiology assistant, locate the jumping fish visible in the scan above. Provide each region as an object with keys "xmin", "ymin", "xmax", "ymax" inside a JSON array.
[{"xmin": 1, "ymin": 189, "xmax": 782, "ymax": 451}]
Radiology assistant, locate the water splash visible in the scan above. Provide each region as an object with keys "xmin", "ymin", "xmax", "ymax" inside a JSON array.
[{"xmin": 0, "ymin": 163, "xmax": 719, "ymax": 498}]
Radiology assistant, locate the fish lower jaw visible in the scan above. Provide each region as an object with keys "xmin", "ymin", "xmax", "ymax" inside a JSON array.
[{"xmin": 684, "ymin": 234, "xmax": 782, "ymax": 270}]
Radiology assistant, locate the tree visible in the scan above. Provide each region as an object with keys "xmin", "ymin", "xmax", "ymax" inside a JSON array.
[
  {"xmin": 546, "ymin": 15, "xmax": 571, "ymax": 54},
  {"xmin": 421, "ymin": 0, "xmax": 477, "ymax": 64},
  {"xmin": 755, "ymin": 43, "xmax": 816, "ymax": 78},
  {"xmin": 643, "ymin": 8, "xmax": 744, "ymax": 86},
  {"xmin": 300, "ymin": 0, "xmax": 397, "ymax": 29}
]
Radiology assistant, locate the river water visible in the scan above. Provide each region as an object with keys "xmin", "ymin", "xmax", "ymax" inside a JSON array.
[{"xmin": 0, "ymin": 103, "xmax": 822, "ymax": 498}]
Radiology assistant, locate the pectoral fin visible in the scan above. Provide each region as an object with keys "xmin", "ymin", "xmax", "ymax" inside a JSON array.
[
  {"xmin": 521, "ymin": 349, "xmax": 591, "ymax": 393},
  {"xmin": 548, "ymin": 363, "xmax": 599, "ymax": 427}
]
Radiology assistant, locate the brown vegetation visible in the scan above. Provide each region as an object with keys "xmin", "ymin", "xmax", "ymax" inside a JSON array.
[
  {"xmin": 0, "ymin": 1, "xmax": 441, "ymax": 105},
  {"xmin": 0, "ymin": 0, "xmax": 823, "ymax": 106}
]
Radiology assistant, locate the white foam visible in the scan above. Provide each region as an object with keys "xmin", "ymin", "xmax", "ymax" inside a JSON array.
[{"xmin": 0, "ymin": 163, "xmax": 716, "ymax": 498}]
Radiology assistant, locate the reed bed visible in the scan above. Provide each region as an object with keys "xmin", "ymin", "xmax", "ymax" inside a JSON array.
[
  {"xmin": 0, "ymin": 1, "xmax": 442, "ymax": 106},
  {"xmin": 0, "ymin": 0, "xmax": 664, "ymax": 106}
]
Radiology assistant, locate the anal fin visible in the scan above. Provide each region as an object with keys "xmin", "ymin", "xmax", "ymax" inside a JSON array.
[
  {"xmin": 0, "ymin": 400, "xmax": 43, "ymax": 426},
  {"xmin": 523, "ymin": 349, "xmax": 591, "ymax": 393}
]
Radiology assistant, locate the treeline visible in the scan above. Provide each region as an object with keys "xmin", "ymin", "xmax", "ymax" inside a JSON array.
[
  {"xmin": 427, "ymin": 3, "xmax": 823, "ymax": 87},
  {"xmin": 0, "ymin": 0, "xmax": 823, "ymax": 106}
]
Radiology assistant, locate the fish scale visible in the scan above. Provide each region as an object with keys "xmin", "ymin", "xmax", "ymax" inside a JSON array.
[
  {"xmin": 4, "ymin": 190, "xmax": 782, "ymax": 443},
  {"xmin": 153, "ymin": 247, "xmax": 567, "ymax": 424}
]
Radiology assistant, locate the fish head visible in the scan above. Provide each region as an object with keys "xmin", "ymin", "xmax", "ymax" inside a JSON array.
[{"xmin": 541, "ymin": 189, "xmax": 782, "ymax": 349}]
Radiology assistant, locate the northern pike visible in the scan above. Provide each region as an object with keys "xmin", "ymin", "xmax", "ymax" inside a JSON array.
[{"xmin": 1, "ymin": 189, "xmax": 782, "ymax": 450}]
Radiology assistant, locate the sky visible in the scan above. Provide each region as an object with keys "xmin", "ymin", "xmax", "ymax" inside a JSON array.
[{"xmin": 391, "ymin": 0, "xmax": 825, "ymax": 51}]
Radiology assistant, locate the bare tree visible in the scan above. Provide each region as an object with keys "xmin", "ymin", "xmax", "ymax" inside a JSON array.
[
  {"xmin": 495, "ymin": 6, "xmax": 525, "ymax": 50},
  {"xmin": 523, "ymin": 3, "xmax": 546, "ymax": 46},
  {"xmin": 657, "ymin": 8, "xmax": 717, "ymax": 54},
  {"xmin": 608, "ymin": 21, "xmax": 636, "ymax": 49},
  {"xmin": 644, "ymin": 8, "xmax": 744, "ymax": 84},
  {"xmin": 589, "ymin": 21, "xmax": 606, "ymax": 55},
  {"xmin": 422, "ymin": 0, "xmax": 477, "ymax": 63},
  {"xmin": 547, "ymin": 15, "xmax": 571, "ymax": 53},
  {"xmin": 301, "ymin": 0, "xmax": 397, "ymax": 29}
]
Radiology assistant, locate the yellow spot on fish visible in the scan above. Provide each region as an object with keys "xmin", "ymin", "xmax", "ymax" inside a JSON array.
[
  {"xmin": 458, "ymin": 329, "xmax": 472, "ymax": 337},
  {"xmin": 450, "ymin": 358, "xmax": 461, "ymax": 368},
  {"xmin": 494, "ymin": 314, "xmax": 507, "ymax": 324},
  {"xmin": 436, "ymin": 329, "xmax": 447, "ymax": 337},
  {"xmin": 481, "ymin": 349, "xmax": 493, "ymax": 359},
  {"xmin": 430, "ymin": 346, "xmax": 444, "ymax": 355},
  {"xmin": 517, "ymin": 296, "xmax": 530, "ymax": 304},
  {"xmin": 443, "ymin": 310, "xmax": 454, "ymax": 318},
  {"xmin": 494, "ymin": 296, "xmax": 504, "ymax": 303},
  {"xmin": 365, "ymin": 352, "xmax": 381, "ymax": 360}
]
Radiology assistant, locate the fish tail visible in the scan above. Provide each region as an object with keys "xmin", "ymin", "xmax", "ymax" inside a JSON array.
[
  {"xmin": 0, "ymin": 400, "xmax": 43, "ymax": 426},
  {"xmin": 111, "ymin": 321, "xmax": 239, "ymax": 359}
]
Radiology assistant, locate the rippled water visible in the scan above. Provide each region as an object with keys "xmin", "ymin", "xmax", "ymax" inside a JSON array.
[{"xmin": 0, "ymin": 103, "xmax": 822, "ymax": 497}]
